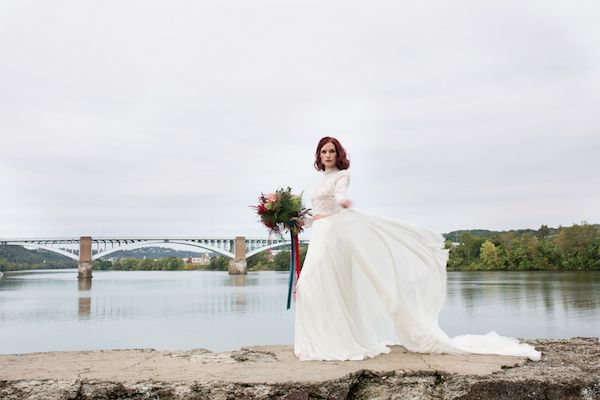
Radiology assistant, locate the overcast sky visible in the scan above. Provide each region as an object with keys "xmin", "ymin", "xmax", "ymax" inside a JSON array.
[{"xmin": 1, "ymin": 0, "xmax": 599, "ymax": 240}]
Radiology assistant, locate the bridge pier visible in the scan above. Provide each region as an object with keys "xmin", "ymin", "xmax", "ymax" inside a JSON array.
[
  {"xmin": 228, "ymin": 236, "xmax": 247, "ymax": 275},
  {"xmin": 78, "ymin": 236, "xmax": 93, "ymax": 280}
]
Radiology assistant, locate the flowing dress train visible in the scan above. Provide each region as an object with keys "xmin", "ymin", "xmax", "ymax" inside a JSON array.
[{"xmin": 293, "ymin": 168, "xmax": 541, "ymax": 362}]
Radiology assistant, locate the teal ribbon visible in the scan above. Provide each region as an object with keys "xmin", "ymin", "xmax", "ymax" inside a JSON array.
[{"xmin": 286, "ymin": 230, "xmax": 295, "ymax": 309}]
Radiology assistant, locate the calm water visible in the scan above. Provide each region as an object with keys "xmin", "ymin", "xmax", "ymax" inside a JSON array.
[{"xmin": 0, "ymin": 270, "xmax": 598, "ymax": 355}]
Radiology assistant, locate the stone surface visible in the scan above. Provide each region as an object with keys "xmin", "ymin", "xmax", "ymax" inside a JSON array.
[
  {"xmin": 228, "ymin": 259, "xmax": 247, "ymax": 274},
  {"xmin": 1, "ymin": 338, "xmax": 599, "ymax": 399}
]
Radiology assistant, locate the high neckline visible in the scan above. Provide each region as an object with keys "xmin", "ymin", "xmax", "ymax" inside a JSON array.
[{"xmin": 324, "ymin": 167, "xmax": 339, "ymax": 175}]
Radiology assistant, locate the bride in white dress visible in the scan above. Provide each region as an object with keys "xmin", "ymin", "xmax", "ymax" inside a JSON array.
[{"xmin": 294, "ymin": 136, "xmax": 541, "ymax": 362}]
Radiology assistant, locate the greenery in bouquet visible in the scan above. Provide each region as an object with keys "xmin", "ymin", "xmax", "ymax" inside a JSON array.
[{"xmin": 252, "ymin": 187, "xmax": 311, "ymax": 236}]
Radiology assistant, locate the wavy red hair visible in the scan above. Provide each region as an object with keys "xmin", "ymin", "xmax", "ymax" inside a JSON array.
[{"xmin": 313, "ymin": 137, "xmax": 350, "ymax": 171}]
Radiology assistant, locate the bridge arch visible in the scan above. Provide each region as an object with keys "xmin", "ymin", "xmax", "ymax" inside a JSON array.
[
  {"xmin": 17, "ymin": 244, "xmax": 80, "ymax": 261},
  {"xmin": 246, "ymin": 242, "xmax": 294, "ymax": 258},
  {"xmin": 245, "ymin": 239, "xmax": 309, "ymax": 258},
  {"xmin": 92, "ymin": 240, "xmax": 235, "ymax": 260}
]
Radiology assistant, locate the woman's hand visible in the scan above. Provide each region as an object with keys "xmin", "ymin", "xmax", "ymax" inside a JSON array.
[
  {"xmin": 339, "ymin": 199, "xmax": 352, "ymax": 209},
  {"xmin": 290, "ymin": 217, "xmax": 304, "ymax": 226}
]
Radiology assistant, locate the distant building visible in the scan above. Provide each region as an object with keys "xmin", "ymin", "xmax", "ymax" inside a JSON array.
[{"xmin": 183, "ymin": 253, "xmax": 210, "ymax": 265}]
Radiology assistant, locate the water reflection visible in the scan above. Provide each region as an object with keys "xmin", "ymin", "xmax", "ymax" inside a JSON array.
[
  {"xmin": 227, "ymin": 274, "xmax": 247, "ymax": 308},
  {"xmin": 449, "ymin": 271, "xmax": 600, "ymax": 313},
  {"xmin": 0, "ymin": 270, "xmax": 598, "ymax": 354},
  {"xmin": 78, "ymin": 279, "xmax": 92, "ymax": 291},
  {"xmin": 78, "ymin": 278, "xmax": 92, "ymax": 319},
  {"xmin": 226, "ymin": 274, "xmax": 251, "ymax": 287},
  {"xmin": 441, "ymin": 271, "xmax": 600, "ymax": 339}
]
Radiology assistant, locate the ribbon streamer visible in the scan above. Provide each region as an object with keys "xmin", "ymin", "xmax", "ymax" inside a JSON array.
[
  {"xmin": 286, "ymin": 232, "xmax": 301, "ymax": 309},
  {"xmin": 293, "ymin": 234, "xmax": 300, "ymax": 301}
]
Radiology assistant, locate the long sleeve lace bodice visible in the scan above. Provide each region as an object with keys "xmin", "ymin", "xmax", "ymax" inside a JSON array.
[{"xmin": 303, "ymin": 168, "xmax": 350, "ymax": 228}]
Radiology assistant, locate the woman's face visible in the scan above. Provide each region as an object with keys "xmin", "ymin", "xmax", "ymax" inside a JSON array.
[{"xmin": 320, "ymin": 142, "xmax": 337, "ymax": 169}]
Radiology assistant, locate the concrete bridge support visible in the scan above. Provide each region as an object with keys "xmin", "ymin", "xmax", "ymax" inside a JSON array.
[
  {"xmin": 78, "ymin": 236, "xmax": 93, "ymax": 280},
  {"xmin": 228, "ymin": 236, "xmax": 247, "ymax": 275}
]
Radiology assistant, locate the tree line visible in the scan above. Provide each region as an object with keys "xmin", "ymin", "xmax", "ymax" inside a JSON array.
[
  {"xmin": 446, "ymin": 222, "xmax": 600, "ymax": 271},
  {"xmin": 246, "ymin": 246, "xmax": 308, "ymax": 271},
  {"xmin": 93, "ymin": 257, "xmax": 188, "ymax": 271},
  {"xmin": 90, "ymin": 252, "xmax": 301, "ymax": 271}
]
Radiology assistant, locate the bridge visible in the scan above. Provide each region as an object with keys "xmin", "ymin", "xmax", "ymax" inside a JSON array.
[{"xmin": 0, "ymin": 236, "xmax": 309, "ymax": 278}]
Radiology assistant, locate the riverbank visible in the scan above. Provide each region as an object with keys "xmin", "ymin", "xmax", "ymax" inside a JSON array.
[{"xmin": 1, "ymin": 337, "xmax": 598, "ymax": 399}]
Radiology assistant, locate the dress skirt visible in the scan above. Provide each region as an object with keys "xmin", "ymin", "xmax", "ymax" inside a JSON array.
[{"xmin": 294, "ymin": 209, "xmax": 541, "ymax": 361}]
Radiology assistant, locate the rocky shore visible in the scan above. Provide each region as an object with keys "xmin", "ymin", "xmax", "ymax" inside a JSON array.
[{"xmin": 1, "ymin": 337, "xmax": 599, "ymax": 399}]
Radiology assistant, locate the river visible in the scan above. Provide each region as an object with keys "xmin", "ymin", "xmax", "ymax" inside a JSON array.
[{"xmin": 0, "ymin": 270, "xmax": 598, "ymax": 354}]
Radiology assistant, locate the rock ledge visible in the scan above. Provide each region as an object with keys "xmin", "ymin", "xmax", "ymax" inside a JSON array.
[{"xmin": 1, "ymin": 338, "xmax": 598, "ymax": 399}]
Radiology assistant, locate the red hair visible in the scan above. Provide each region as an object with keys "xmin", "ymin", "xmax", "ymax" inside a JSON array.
[{"xmin": 313, "ymin": 137, "xmax": 350, "ymax": 171}]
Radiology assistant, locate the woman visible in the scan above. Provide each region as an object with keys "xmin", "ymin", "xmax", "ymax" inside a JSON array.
[{"xmin": 294, "ymin": 136, "xmax": 541, "ymax": 361}]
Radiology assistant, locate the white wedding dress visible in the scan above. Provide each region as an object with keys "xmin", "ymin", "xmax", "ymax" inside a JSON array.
[{"xmin": 294, "ymin": 168, "xmax": 541, "ymax": 361}]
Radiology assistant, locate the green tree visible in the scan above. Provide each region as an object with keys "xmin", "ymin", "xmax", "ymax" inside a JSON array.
[
  {"xmin": 141, "ymin": 258, "xmax": 156, "ymax": 270},
  {"xmin": 160, "ymin": 257, "xmax": 183, "ymax": 271},
  {"xmin": 447, "ymin": 233, "xmax": 486, "ymax": 269},
  {"xmin": 536, "ymin": 224, "xmax": 551, "ymax": 240},
  {"xmin": 207, "ymin": 256, "xmax": 229, "ymax": 271},
  {"xmin": 122, "ymin": 258, "xmax": 139, "ymax": 271},
  {"xmin": 495, "ymin": 231, "xmax": 518, "ymax": 249},
  {"xmin": 505, "ymin": 234, "xmax": 540, "ymax": 270},
  {"xmin": 554, "ymin": 222, "xmax": 600, "ymax": 270},
  {"xmin": 273, "ymin": 250, "xmax": 291, "ymax": 271},
  {"xmin": 460, "ymin": 233, "xmax": 486, "ymax": 262},
  {"xmin": 272, "ymin": 246, "xmax": 309, "ymax": 271},
  {"xmin": 247, "ymin": 251, "xmax": 274, "ymax": 271},
  {"xmin": 93, "ymin": 260, "xmax": 112, "ymax": 270},
  {"xmin": 480, "ymin": 240, "xmax": 502, "ymax": 270},
  {"xmin": 535, "ymin": 238, "xmax": 560, "ymax": 270}
]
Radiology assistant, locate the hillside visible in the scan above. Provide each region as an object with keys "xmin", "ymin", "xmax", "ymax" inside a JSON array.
[
  {"xmin": 0, "ymin": 245, "xmax": 76, "ymax": 271},
  {"xmin": 0, "ymin": 245, "xmax": 212, "ymax": 271}
]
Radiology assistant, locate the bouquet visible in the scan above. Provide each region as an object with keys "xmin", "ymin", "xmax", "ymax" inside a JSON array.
[
  {"xmin": 253, "ymin": 187, "xmax": 311, "ymax": 236},
  {"xmin": 252, "ymin": 187, "xmax": 311, "ymax": 309}
]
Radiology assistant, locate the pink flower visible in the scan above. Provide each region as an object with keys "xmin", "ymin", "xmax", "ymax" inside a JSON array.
[{"xmin": 267, "ymin": 193, "xmax": 278, "ymax": 203}]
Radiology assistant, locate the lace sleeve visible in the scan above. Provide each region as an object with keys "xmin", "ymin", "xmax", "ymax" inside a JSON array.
[{"xmin": 333, "ymin": 172, "xmax": 350, "ymax": 204}]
